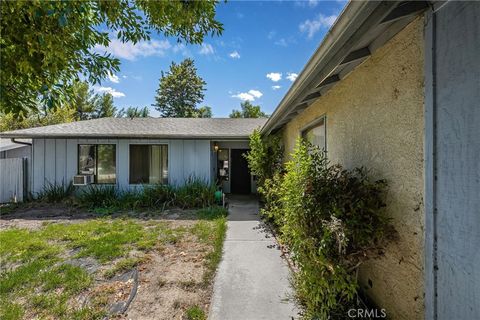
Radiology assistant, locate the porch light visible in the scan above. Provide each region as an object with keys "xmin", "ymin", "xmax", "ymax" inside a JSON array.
[{"xmin": 214, "ymin": 143, "xmax": 219, "ymax": 152}]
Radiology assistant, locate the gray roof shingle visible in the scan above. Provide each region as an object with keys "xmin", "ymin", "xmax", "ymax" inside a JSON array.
[{"xmin": 0, "ymin": 117, "xmax": 268, "ymax": 139}]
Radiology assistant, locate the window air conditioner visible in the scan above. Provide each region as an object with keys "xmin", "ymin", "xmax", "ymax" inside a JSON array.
[{"xmin": 73, "ymin": 175, "xmax": 94, "ymax": 186}]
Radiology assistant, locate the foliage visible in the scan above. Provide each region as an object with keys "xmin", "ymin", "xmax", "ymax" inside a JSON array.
[
  {"xmin": 0, "ymin": 107, "xmax": 76, "ymax": 132},
  {"xmin": 173, "ymin": 177, "xmax": 216, "ymax": 209},
  {"xmin": 74, "ymin": 178, "xmax": 215, "ymax": 211},
  {"xmin": 36, "ymin": 181, "xmax": 74, "ymax": 203},
  {"xmin": 77, "ymin": 185, "xmax": 119, "ymax": 208},
  {"xmin": 229, "ymin": 101, "xmax": 268, "ymax": 118},
  {"xmin": 261, "ymin": 140, "xmax": 390, "ymax": 319},
  {"xmin": 0, "ymin": 81, "xmax": 116, "ymax": 132},
  {"xmin": 1, "ymin": 1, "xmax": 223, "ymax": 116},
  {"xmin": 245, "ymin": 129, "xmax": 283, "ymax": 188},
  {"xmin": 116, "ymin": 106, "xmax": 150, "ymax": 118},
  {"xmin": 185, "ymin": 305, "xmax": 207, "ymax": 320},
  {"xmin": 197, "ymin": 106, "xmax": 213, "ymax": 118},
  {"xmin": 153, "ymin": 58, "xmax": 207, "ymax": 117}
]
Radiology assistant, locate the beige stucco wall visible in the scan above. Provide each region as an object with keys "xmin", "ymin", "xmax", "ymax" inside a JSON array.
[{"xmin": 282, "ymin": 17, "xmax": 425, "ymax": 319}]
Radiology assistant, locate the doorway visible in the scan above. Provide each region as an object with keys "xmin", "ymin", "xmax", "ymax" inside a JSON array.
[{"xmin": 230, "ymin": 149, "xmax": 251, "ymax": 194}]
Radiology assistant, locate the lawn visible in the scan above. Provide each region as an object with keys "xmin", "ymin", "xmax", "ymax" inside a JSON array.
[{"xmin": 0, "ymin": 206, "xmax": 227, "ymax": 320}]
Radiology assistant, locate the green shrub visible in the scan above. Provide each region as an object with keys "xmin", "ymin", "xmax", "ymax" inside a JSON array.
[
  {"xmin": 36, "ymin": 181, "xmax": 74, "ymax": 203},
  {"xmin": 263, "ymin": 140, "xmax": 390, "ymax": 319},
  {"xmin": 77, "ymin": 185, "xmax": 118, "ymax": 208},
  {"xmin": 174, "ymin": 177, "xmax": 216, "ymax": 209},
  {"xmin": 244, "ymin": 129, "xmax": 283, "ymax": 189}
]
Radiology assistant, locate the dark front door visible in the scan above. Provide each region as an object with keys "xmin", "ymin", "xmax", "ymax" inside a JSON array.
[{"xmin": 230, "ymin": 149, "xmax": 250, "ymax": 194}]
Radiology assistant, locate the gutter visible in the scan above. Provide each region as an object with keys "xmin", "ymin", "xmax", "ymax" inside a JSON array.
[
  {"xmin": 11, "ymin": 138, "xmax": 32, "ymax": 146},
  {"xmin": 260, "ymin": 1, "xmax": 394, "ymax": 135}
]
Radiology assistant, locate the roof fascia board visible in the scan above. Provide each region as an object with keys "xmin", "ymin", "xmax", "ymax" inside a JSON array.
[{"xmin": 261, "ymin": 1, "xmax": 401, "ymax": 135}]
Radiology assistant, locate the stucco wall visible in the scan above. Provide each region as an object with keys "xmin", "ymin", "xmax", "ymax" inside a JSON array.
[{"xmin": 282, "ymin": 17, "xmax": 425, "ymax": 319}]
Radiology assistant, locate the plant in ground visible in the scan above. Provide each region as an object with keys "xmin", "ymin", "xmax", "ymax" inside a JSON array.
[
  {"xmin": 261, "ymin": 139, "xmax": 391, "ymax": 319},
  {"xmin": 185, "ymin": 305, "xmax": 206, "ymax": 320}
]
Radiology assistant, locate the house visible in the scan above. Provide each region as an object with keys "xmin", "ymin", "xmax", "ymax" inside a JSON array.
[
  {"xmin": 261, "ymin": 1, "xmax": 479, "ymax": 320},
  {"xmin": 0, "ymin": 118, "xmax": 267, "ymax": 196},
  {"xmin": 0, "ymin": 1, "xmax": 478, "ymax": 319}
]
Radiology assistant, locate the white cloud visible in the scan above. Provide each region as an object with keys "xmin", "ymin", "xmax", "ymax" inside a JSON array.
[
  {"xmin": 299, "ymin": 14, "xmax": 338, "ymax": 38},
  {"xmin": 267, "ymin": 31, "xmax": 276, "ymax": 40},
  {"xmin": 295, "ymin": 0, "xmax": 320, "ymax": 7},
  {"xmin": 95, "ymin": 38, "xmax": 172, "ymax": 61},
  {"xmin": 107, "ymin": 73, "xmax": 119, "ymax": 83},
  {"xmin": 266, "ymin": 72, "xmax": 282, "ymax": 82},
  {"xmin": 274, "ymin": 38, "xmax": 288, "ymax": 47},
  {"xmin": 229, "ymin": 51, "xmax": 241, "ymax": 59},
  {"xmin": 122, "ymin": 75, "xmax": 127, "ymax": 79},
  {"xmin": 272, "ymin": 85, "xmax": 281, "ymax": 90},
  {"xmin": 199, "ymin": 43, "xmax": 215, "ymax": 55},
  {"xmin": 231, "ymin": 89, "xmax": 263, "ymax": 102},
  {"xmin": 94, "ymin": 86, "xmax": 125, "ymax": 98},
  {"xmin": 287, "ymin": 72, "xmax": 298, "ymax": 82}
]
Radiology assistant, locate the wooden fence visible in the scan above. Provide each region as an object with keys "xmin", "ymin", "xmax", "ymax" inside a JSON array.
[{"xmin": 0, "ymin": 158, "xmax": 26, "ymax": 203}]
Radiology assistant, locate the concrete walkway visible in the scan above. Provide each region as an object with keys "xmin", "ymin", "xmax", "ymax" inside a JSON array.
[{"xmin": 209, "ymin": 195, "xmax": 297, "ymax": 320}]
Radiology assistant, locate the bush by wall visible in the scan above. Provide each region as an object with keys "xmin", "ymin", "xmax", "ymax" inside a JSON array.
[{"xmin": 248, "ymin": 137, "xmax": 391, "ymax": 319}]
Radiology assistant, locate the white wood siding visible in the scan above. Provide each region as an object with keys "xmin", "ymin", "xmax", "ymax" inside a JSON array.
[{"xmin": 31, "ymin": 138, "xmax": 212, "ymax": 194}]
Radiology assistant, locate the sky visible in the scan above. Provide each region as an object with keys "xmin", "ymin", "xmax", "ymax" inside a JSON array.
[{"xmin": 94, "ymin": 0, "xmax": 347, "ymax": 117}]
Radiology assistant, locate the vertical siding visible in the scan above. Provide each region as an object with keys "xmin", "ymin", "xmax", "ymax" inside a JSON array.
[
  {"xmin": 55, "ymin": 139, "xmax": 66, "ymax": 184},
  {"xmin": 32, "ymin": 139, "xmax": 45, "ymax": 194},
  {"xmin": 44, "ymin": 139, "xmax": 56, "ymax": 184},
  {"xmin": 31, "ymin": 138, "xmax": 212, "ymax": 192}
]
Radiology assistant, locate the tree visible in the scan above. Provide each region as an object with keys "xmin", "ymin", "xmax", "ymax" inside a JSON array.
[
  {"xmin": 197, "ymin": 106, "xmax": 213, "ymax": 118},
  {"xmin": 94, "ymin": 94, "xmax": 117, "ymax": 118},
  {"xmin": 0, "ymin": 107, "xmax": 76, "ymax": 132},
  {"xmin": 153, "ymin": 59, "xmax": 206, "ymax": 117},
  {"xmin": 1, "ymin": 1, "xmax": 223, "ymax": 116},
  {"xmin": 229, "ymin": 101, "xmax": 268, "ymax": 118},
  {"xmin": 117, "ymin": 107, "xmax": 150, "ymax": 118}
]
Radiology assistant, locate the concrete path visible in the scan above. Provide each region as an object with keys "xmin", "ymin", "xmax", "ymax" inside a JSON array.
[{"xmin": 209, "ymin": 195, "xmax": 297, "ymax": 320}]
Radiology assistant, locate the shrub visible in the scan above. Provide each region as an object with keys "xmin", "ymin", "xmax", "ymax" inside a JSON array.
[
  {"xmin": 265, "ymin": 140, "xmax": 390, "ymax": 319},
  {"xmin": 36, "ymin": 181, "xmax": 74, "ymax": 203},
  {"xmin": 244, "ymin": 129, "xmax": 283, "ymax": 189},
  {"xmin": 77, "ymin": 185, "xmax": 118, "ymax": 208},
  {"xmin": 173, "ymin": 177, "xmax": 216, "ymax": 209}
]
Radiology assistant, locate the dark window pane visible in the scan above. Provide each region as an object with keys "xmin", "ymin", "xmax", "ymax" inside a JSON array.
[
  {"xmin": 97, "ymin": 145, "xmax": 116, "ymax": 184},
  {"xmin": 78, "ymin": 145, "xmax": 95, "ymax": 175},
  {"xmin": 129, "ymin": 145, "xmax": 168, "ymax": 184}
]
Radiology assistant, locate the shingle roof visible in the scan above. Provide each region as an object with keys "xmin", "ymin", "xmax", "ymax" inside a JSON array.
[{"xmin": 0, "ymin": 118, "xmax": 268, "ymax": 139}]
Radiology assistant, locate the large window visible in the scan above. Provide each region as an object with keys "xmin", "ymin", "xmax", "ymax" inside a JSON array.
[
  {"xmin": 78, "ymin": 144, "xmax": 116, "ymax": 184},
  {"xmin": 129, "ymin": 145, "xmax": 168, "ymax": 184},
  {"xmin": 302, "ymin": 116, "xmax": 326, "ymax": 151}
]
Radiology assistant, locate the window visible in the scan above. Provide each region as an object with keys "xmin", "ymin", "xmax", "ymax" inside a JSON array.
[
  {"xmin": 302, "ymin": 116, "xmax": 326, "ymax": 151},
  {"xmin": 129, "ymin": 145, "xmax": 168, "ymax": 184},
  {"xmin": 78, "ymin": 144, "xmax": 116, "ymax": 184}
]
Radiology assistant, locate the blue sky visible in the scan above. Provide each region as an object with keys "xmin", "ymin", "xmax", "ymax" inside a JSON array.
[{"xmin": 94, "ymin": 0, "xmax": 347, "ymax": 117}]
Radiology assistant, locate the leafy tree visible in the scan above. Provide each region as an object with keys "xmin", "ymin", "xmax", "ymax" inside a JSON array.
[
  {"xmin": 197, "ymin": 106, "xmax": 213, "ymax": 118},
  {"xmin": 0, "ymin": 107, "xmax": 76, "ymax": 132},
  {"xmin": 229, "ymin": 101, "xmax": 268, "ymax": 118},
  {"xmin": 117, "ymin": 107, "xmax": 150, "ymax": 118},
  {"xmin": 94, "ymin": 94, "xmax": 117, "ymax": 118},
  {"xmin": 1, "ymin": 1, "xmax": 223, "ymax": 116},
  {"xmin": 153, "ymin": 59, "xmax": 206, "ymax": 117}
]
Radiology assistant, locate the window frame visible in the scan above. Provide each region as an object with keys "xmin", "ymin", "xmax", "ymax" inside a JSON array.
[
  {"xmin": 128, "ymin": 143, "xmax": 169, "ymax": 185},
  {"xmin": 300, "ymin": 115, "xmax": 327, "ymax": 152},
  {"xmin": 77, "ymin": 144, "xmax": 117, "ymax": 184}
]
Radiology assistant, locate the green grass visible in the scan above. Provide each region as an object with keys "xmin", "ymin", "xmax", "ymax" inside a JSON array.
[
  {"xmin": 191, "ymin": 207, "xmax": 228, "ymax": 284},
  {"xmin": 0, "ymin": 218, "xmax": 183, "ymax": 320},
  {"xmin": 185, "ymin": 305, "xmax": 206, "ymax": 320},
  {"xmin": 0, "ymin": 206, "xmax": 228, "ymax": 320}
]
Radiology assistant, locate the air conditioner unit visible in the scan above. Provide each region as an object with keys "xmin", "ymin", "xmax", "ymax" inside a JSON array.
[{"xmin": 73, "ymin": 175, "xmax": 94, "ymax": 186}]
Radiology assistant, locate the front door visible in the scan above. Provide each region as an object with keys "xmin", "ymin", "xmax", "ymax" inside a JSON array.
[{"xmin": 230, "ymin": 149, "xmax": 250, "ymax": 194}]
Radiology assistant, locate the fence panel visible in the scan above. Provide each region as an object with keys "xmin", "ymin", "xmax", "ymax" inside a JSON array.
[{"xmin": 0, "ymin": 158, "xmax": 24, "ymax": 203}]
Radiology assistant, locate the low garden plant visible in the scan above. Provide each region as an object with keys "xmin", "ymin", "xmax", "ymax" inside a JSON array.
[{"xmin": 246, "ymin": 137, "xmax": 391, "ymax": 319}]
